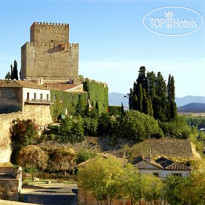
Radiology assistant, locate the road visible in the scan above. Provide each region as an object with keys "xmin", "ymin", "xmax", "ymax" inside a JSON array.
[{"xmin": 21, "ymin": 183, "xmax": 78, "ymax": 205}]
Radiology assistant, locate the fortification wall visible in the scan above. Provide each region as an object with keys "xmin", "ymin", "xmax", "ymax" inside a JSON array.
[
  {"xmin": 0, "ymin": 105, "xmax": 52, "ymax": 163},
  {"xmin": 21, "ymin": 42, "xmax": 79, "ymax": 80}
]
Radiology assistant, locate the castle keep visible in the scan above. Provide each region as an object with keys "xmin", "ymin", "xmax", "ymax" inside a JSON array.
[{"xmin": 21, "ymin": 22, "xmax": 79, "ymax": 81}]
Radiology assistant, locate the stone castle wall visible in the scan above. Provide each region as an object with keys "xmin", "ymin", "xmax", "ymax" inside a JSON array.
[
  {"xmin": 0, "ymin": 105, "xmax": 52, "ymax": 164},
  {"xmin": 21, "ymin": 22, "xmax": 79, "ymax": 81},
  {"xmin": 30, "ymin": 22, "xmax": 69, "ymax": 44},
  {"xmin": 21, "ymin": 42, "xmax": 79, "ymax": 81}
]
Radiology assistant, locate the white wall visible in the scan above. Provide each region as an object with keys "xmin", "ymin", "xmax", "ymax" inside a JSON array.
[
  {"xmin": 23, "ymin": 88, "xmax": 50, "ymax": 102},
  {"xmin": 140, "ymin": 169, "xmax": 190, "ymax": 179}
]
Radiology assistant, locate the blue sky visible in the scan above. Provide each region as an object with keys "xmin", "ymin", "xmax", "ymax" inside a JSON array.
[{"xmin": 0, "ymin": 0, "xmax": 204, "ymax": 97}]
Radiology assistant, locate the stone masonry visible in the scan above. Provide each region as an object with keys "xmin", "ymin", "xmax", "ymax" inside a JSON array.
[{"xmin": 21, "ymin": 22, "xmax": 79, "ymax": 81}]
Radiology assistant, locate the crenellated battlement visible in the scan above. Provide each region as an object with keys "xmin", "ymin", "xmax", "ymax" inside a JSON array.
[
  {"xmin": 24, "ymin": 41, "xmax": 79, "ymax": 48},
  {"xmin": 21, "ymin": 22, "xmax": 78, "ymax": 81},
  {"xmin": 31, "ymin": 22, "xmax": 69, "ymax": 27}
]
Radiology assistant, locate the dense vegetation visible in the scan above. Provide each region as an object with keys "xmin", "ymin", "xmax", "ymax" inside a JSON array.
[
  {"xmin": 185, "ymin": 115, "xmax": 205, "ymax": 129},
  {"xmin": 50, "ymin": 79, "xmax": 108, "ymax": 120},
  {"xmin": 129, "ymin": 66, "xmax": 177, "ymax": 122},
  {"xmin": 83, "ymin": 78, "xmax": 109, "ymax": 115},
  {"xmin": 78, "ymin": 155, "xmax": 205, "ymax": 205},
  {"xmin": 50, "ymin": 91, "xmax": 88, "ymax": 119},
  {"xmin": 5, "ymin": 60, "xmax": 19, "ymax": 80}
]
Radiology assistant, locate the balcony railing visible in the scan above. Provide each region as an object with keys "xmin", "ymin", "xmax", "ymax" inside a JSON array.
[{"xmin": 25, "ymin": 99, "xmax": 53, "ymax": 105}]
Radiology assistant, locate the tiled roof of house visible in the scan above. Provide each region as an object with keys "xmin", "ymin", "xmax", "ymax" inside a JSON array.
[
  {"xmin": 0, "ymin": 80, "xmax": 49, "ymax": 90},
  {"xmin": 165, "ymin": 162, "xmax": 191, "ymax": 171},
  {"xmin": 133, "ymin": 155, "xmax": 190, "ymax": 171}
]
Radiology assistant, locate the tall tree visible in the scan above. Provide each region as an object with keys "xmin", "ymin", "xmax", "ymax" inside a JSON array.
[
  {"xmin": 129, "ymin": 67, "xmax": 176, "ymax": 122},
  {"xmin": 153, "ymin": 72, "xmax": 167, "ymax": 121},
  {"xmin": 136, "ymin": 84, "xmax": 143, "ymax": 112},
  {"xmin": 13, "ymin": 60, "xmax": 18, "ymax": 80},
  {"xmin": 5, "ymin": 72, "xmax": 11, "ymax": 80},
  {"xmin": 167, "ymin": 75, "xmax": 177, "ymax": 120},
  {"xmin": 10, "ymin": 64, "xmax": 14, "ymax": 80}
]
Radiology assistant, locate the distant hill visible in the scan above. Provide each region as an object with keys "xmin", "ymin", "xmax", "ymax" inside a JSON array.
[
  {"xmin": 109, "ymin": 93, "xmax": 205, "ymax": 108},
  {"xmin": 109, "ymin": 92, "xmax": 129, "ymax": 107},
  {"xmin": 176, "ymin": 96, "xmax": 205, "ymax": 107},
  {"xmin": 178, "ymin": 103, "xmax": 205, "ymax": 113}
]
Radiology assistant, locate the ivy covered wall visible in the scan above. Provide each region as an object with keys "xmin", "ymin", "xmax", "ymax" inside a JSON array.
[
  {"xmin": 50, "ymin": 79, "xmax": 109, "ymax": 120},
  {"xmin": 83, "ymin": 78, "xmax": 109, "ymax": 114},
  {"xmin": 50, "ymin": 90, "xmax": 88, "ymax": 120}
]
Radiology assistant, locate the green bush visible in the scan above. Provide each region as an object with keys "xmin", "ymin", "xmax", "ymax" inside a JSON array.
[
  {"xmin": 116, "ymin": 110, "xmax": 159, "ymax": 142},
  {"xmin": 60, "ymin": 116, "xmax": 85, "ymax": 144},
  {"xmin": 159, "ymin": 116, "xmax": 191, "ymax": 139},
  {"xmin": 76, "ymin": 149, "xmax": 97, "ymax": 164},
  {"xmin": 83, "ymin": 117, "xmax": 98, "ymax": 136}
]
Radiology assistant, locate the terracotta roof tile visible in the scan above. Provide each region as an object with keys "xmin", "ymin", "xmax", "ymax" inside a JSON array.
[{"xmin": 0, "ymin": 80, "xmax": 49, "ymax": 90}]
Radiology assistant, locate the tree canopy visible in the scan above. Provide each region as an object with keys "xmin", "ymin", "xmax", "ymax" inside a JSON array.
[{"xmin": 129, "ymin": 67, "xmax": 177, "ymax": 122}]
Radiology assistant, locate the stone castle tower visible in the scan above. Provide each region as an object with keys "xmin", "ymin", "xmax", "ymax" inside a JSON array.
[{"xmin": 21, "ymin": 22, "xmax": 79, "ymax": 81}]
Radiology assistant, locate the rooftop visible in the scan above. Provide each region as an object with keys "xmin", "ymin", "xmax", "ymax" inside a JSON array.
[
  {"xmin": 133, "ymin": 155, "xmax": 190, "ymax": 171},
  {"xmin": 0, "ymin": 80, "xmax": 49, "ymax": 90}
]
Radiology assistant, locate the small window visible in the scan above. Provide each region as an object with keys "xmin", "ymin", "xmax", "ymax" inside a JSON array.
[
  {"xmin": 40, "ymin": 93, "xmax": 43, "ymax": 101},
  {"xmin": 34, "ymin": 93, "xmax": 36, "ymax": 100},
  {"xmin": 46, "ymin": 94, "xmax": 49, "ymax": 101},
  {"xmin": 27, "ymin": 92, "xmax": 30, "ymax": 101}
]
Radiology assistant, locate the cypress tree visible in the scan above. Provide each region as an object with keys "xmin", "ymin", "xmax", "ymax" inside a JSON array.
[
  {"xmin": 169, "ymin": 76, "xmax": 177, "ymax": 119},
  {"xmin": 142, "ymin": 89, "xmax": 149, "ymax": 114},
  {"xmin": 13, "ymin": 60, "xmax": 18, "ymax": 80},
  {"xmin": 154, "ymin": 72, "xmax": 167, "ymax": 121},
  {"xmin": 136, "ymin": 84, "xmax": 143, "ymax": 112},
  {"xmin": 129, "ymin": 67, "xmax": 176, "ymax": 122},
  {"xmin": 10, "ymin": 65, "xmax": 14, "ymax": 80}
]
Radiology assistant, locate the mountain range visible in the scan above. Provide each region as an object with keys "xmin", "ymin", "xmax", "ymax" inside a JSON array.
[{"xmin": 109, "ymin": 93, "xmax": 205, "ymax": 112}]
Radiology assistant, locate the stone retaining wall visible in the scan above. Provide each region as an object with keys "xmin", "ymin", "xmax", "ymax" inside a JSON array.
[{"xmin": 0, "ymin": 105, "xmax": 52, "ymax": 163}]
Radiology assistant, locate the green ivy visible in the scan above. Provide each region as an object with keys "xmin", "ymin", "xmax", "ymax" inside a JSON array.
[
  {"xmin": 50, "ymin": 79, "xmax": 108, "ymax": 120},
  {"xmin": 50, "ymin": 90, "xmax": 88, "ymax": 120},
  {"xmin": 83, "ymin": 79, "xmax": 108, "ymax": 114}
]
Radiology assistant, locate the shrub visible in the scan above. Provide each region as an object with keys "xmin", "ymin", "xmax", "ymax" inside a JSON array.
[
  {"xmin": 83, "ymin": 117, "xmax": 98, "ymax": 136},
  {"xmin": 76, "ymin": 149, "xmax": 97, "ymax": 164},
  {"xmin": 49, "ymin": 148, "xmax": 76, "ymax": 172},
  {"xmin": 117, "ymin": 110, "xmax": 159, "ymax": 142},
  {"xmin": 159, "ymin": 116, "xmax": 191, "ymax": 139},
  {"xmin": 60, "ymin": 116, "xmax": 85, "ymax": 144},
  {"xmin": 11, "ymin": 119, "xmax": 39, "ymax": 150},
  {"xmin": 17, "ymin": 145, "xmax": 48, "ymax": 170}
]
